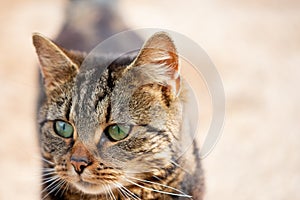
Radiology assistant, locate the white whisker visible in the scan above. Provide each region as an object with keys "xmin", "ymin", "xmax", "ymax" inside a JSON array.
[
  {"xmin": 152, "ymin": 175, "xmax": 163, "ymax": 182},
  {"xmin": 123, "ymin": 177, "xmax": 192, "ymax": 198},
  {"xmin": 41, "ymin": 168, "xmax": 55, "ymax": 172},
  {"xmin": 54, "ymin": 179, "xmax": 67, "ymax": 196},
  {"xmin": 108, "ymin": 184, "xmax": 117, "ymax": 200},
  {"xmin": 115, "ymin": 185, "xmax": 127, "ymax": 199},
  {"xmin": 41, "ymin": 171, "xmax": 56, "ymax": 177},
  {"xmin": 49, "ymin": 180, "xmax": 63, "ymax": 196},
  {"xmin": 104, "ymin": 184, "xmax": 113, "ymax": 200},
  {"xmin": 114, "ymin": 182, "xmax": 141, "ymax": 200},
  {"xmin": 104, "ymin": 184, "xmax": 109, "ymax": 200},
  {"xmin": 170, "ymin": 160, "xmax": 190, "ymax": 174},
  {"xmin": 41, "ymin": 176, "xmax": 60, "ymax": 192},
  {"xmin": 41, "ymin": 175, "xmax": 59, "ymax": 185},
  {"xmin": 41, "ymin": 176, "xmax": 62, "ymax": 200},
  {"xmin": 60, "ymin": 181, "xmax": 70, "ymax": 197},
  {"xmin": 129, "ymin": 176, "xmax": 191, "ymax": 197},
  {"xmin": 40, "ymin": 157, "xmax": 55, "ymax": 165}
]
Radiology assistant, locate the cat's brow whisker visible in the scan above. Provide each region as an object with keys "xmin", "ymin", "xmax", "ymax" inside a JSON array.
[{"xmin": 123, "ymin": 177, "xmax": 192, "ymax": 198}]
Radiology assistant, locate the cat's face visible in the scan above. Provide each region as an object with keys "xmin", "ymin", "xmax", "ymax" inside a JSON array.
[{"xmin": 34, "ymin": 32, "xmax": 183, "ymax": 195}]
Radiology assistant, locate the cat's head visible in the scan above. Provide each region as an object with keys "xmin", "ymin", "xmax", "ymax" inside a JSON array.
[{"xmin": 33, "ymin": 32, "xmax": 184, "ymax": 195}]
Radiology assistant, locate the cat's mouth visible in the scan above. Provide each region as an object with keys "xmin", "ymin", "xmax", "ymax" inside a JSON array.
[
  {"xmin": 68, "ymin": 167, "xmax": 122, "ymax": 194},
  {"xmin": 73, "ymin": 180, "xmax": 108, "ymax": 195}
]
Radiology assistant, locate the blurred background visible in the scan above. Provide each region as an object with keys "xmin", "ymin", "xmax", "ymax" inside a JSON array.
[{"xmin": 0, "ymin": 0, "xmax": 299, "ymax": 199}]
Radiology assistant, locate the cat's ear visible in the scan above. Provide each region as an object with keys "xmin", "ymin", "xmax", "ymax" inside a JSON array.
[
  {"xmin": 133, "ymin": 32, "xmax": 181, "ymax": 96},
  {"xmin": 32, "ymin": 33, "xmax": 79, "ymax": 91}
]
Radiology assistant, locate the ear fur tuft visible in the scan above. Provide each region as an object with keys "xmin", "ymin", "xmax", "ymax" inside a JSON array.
[{"xmin": 132, "ymin": 32, "xmax": 181, "ymax": 96}]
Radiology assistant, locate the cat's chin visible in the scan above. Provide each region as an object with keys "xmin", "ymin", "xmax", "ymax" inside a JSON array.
[{"xmin": 72, "ymin": 180, "xmax": 108, "ymax": 195}]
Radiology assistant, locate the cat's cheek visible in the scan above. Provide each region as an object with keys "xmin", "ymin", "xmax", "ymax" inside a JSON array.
[{"xmin": 40, "ymin": 124, "xmax": 72, "ymax": 153}]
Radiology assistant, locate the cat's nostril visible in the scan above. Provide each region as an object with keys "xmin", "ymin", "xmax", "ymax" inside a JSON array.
[{"xmin": 70, "ymin": 157, "xmax": 90, "ymax": 174}]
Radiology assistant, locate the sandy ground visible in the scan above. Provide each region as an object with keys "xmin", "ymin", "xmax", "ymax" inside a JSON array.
[{"xmin": 0, "ymin": 0, "xmax": 299, "ymax": 199}]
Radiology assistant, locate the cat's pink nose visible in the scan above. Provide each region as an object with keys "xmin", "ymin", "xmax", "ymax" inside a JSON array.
[
  {"xmin": 70, "ymin": 141, "xmax": 93, "ymax": 174},
  {"xmin": 70, "ymin": 157, "xmax": 89, "ymax": 174}
]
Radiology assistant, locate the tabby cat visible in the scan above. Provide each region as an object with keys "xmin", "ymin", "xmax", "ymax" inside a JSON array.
[
  {"xmin": 33, "ymin": 0, "xmax": 204, "ymax": 200},
  {"xmin": 33, "ymin": 2, "xmax": 204, "ymax": 200}
]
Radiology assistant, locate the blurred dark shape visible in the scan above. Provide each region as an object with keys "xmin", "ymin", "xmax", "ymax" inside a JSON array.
[{"xmin": 55, "ymin": 0, "xmax": 143, "ymax": 52}]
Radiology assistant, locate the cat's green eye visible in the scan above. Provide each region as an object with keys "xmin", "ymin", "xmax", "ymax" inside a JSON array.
[
  {"xmin": 54, "ymin": 120, "xmax": 74, "ymax": 138},
  {"xmin": 106, "ymin": 124, "xmax": 130, "ymax": 141}
]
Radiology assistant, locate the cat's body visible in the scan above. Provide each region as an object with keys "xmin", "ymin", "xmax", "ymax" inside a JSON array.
[{"xmin": 33, "ymin": 1, "xmax": 204, "ymax": 199}]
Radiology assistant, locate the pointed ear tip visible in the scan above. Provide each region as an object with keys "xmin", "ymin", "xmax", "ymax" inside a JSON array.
[
  {"xmin": 32, "ymin": 32, "xmax": 51, "ymax": 42},
  {"xmin": 32, "ymin": 32, "xmax": 43, "ymax": 46},
  {"xmin": 32, "ymin": 33, "xmax": 54, "ymax": 49},
  {"xmin": 32, "ymin": 32, "xmax": 41, "ymax": 36},
  {"xmin": 32, "ymin": 32, "xmax": 42, "ymax": 40}
]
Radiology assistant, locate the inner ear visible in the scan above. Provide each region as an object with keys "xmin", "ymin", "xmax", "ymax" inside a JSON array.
[{"xmin": 132, "ymin": 32, "xmax": 181, "ymax": 96}]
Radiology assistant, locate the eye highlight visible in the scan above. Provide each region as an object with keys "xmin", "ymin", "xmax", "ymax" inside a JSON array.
[
  {"xmin": 54, "ymin": 120, "xmax": 74, "ymax": 138},
  {"xmin": 105, "ymin": 124, "xmax": 131, "ymax": 141}
]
